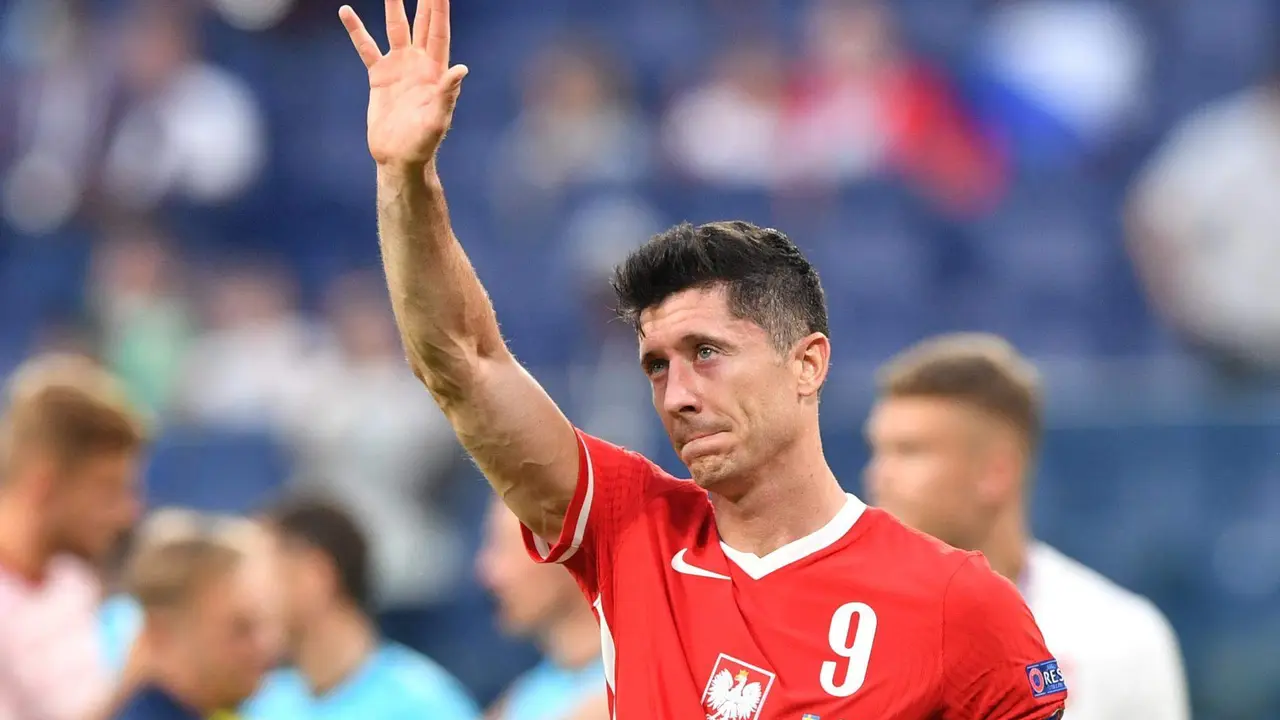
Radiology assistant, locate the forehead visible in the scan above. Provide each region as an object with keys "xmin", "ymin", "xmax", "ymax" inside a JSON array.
[
  {"xmin": 637, "ymin": 287, "xmax": 764, "ymax": 350},
  {"xmin": 867, "ymin": 396, "xmax": 979, "ymax": 436}
]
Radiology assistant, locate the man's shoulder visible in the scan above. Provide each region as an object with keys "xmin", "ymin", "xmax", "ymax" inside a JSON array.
[
  {"xmin": 0, "ymin": 555, "xmax": 100, "ymax": 607},
  {"xmin": 840, "ymin": 508, "xmax": 976, "ymax": 582},
  {"xmin": 1029, "ymin": 543, "xmax": 1177, "ymax": 647},
  {"xmin": 361, "ymin": 644, "xmax": 479, "ymax": 714},
  {"xmin": 114, "ymin": 685, "xmax": 198, "ymax": 720},
  {"xmin": 242, "ymin": 668, "xmax": 307, "ymax": 718}
]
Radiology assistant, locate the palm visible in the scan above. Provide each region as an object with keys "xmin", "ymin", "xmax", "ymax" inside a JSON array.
[{"xmin": 340, "ymin": 0, "xmax": 468, "ymax": 167}]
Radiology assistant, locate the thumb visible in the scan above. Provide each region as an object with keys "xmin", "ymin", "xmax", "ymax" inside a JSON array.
[{"xmin": 443, "ymin": 64, "xmax": 469, "ymax": 93}]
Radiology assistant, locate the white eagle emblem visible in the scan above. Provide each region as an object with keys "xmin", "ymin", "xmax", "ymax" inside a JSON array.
[{"xmin": 704, "ymin": 668, "xmax": 765, "ymax": 720}]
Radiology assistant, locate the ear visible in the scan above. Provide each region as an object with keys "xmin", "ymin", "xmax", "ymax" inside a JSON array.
[
  {"xmin": 792, "ymin": 332, "xmax": 831, "ymax": 398},
  {"xmin": 977, "ymin": 427, "xmax": 1024, "ymax": 503},
  {"xmin": 26, "ymin": 456, "xmax": 60, "ymax": 504}
]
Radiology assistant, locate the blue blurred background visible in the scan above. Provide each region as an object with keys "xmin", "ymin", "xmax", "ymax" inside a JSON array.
[{"xmin": 3, "ymin": 0, "xmax": 1280, "ymax": 716}]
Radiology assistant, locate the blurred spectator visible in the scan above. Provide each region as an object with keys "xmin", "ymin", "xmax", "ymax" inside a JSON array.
[
  {"xmin": 247, "ymin": 497, "xmax": 479, "ymax": 719},
  {"xmin": 282, "ymin": 270, "xmax": 466, "ymax": 610},
  {"xmin": 207, "ymin": 0, "xmax": 296, "ymax": 32},
  {"xmin": 779, "ymin": 0, "xmax": 1004, "ymax": 212},
  {"xmin": 490, "ymin": 40, "xmax": 651, "ymax": 216},
  {"xmin": 100, "ymin": 0, "xmax": 263, "ymax": 212},
  {"xmin": 1, "ymin": 0, "xmax": 264, "ymax": 235},
  {"xmin": 661, "ymin": 43, "xmax": 788, "ymax": 188},
  {"xmin": 89, "ymin": 219, "xmax": 193, "ymax": 419},
  {"xmin": 563, "ymin": 196, "xmax": 664, "ymax": 457},
  {"xmin": 1126, "ymin": 58, "xmax": 1280, "ymax": 373},
  {"xmin": 176, "ymin": 260, "xmax": 317, "ymax": 430},
  {"xmin": 477, "ymin": 498, "xmax": 606, "ymax": 720},
  {"xmin": 972, "ymin": 0, "xmax": 1148, "ymax": 167},
  {"xmin": 0, "ymin": 0, "xmax": 115, "ymax": 234}
]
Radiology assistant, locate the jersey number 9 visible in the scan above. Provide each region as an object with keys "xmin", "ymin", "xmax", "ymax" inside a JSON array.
[{"xmin": 820, "ymin": 602, "xmax": 878, "ymax": 698}]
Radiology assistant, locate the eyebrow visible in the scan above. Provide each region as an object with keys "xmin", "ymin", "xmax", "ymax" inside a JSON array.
[{"xmin": 639, "ymin": 332, "xmax": 738, "ymax": 366}]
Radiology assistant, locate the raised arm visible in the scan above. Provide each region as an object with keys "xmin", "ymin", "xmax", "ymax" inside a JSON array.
[{"xmin": 340, "ymin": 0, "xmax": 579, "ymax": 539}]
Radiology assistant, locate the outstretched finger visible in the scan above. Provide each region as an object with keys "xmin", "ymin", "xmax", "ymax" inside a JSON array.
[
  {"xmin": 386, "ymin": 0, "xmax": 411, "ymax": 49},
  {"xmin": 412, "ymin": 0, "xmax": 431, "ymax": 50},
  {"xmin": 339, "ymin": 6, "xmax": 382, "ymax": 69},
  {"xmin": 425, "ymin": 0, "xmax": 450, "ymax": 65}
]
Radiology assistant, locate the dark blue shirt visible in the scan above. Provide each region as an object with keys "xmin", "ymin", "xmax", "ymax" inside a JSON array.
[{"xmin": 112, "ymin": 684, "xmax": 203, "ymax": 720}]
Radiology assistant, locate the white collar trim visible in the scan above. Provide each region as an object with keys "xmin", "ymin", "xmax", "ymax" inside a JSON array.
[{"xmin": 720, "ymin": 493, "xmax": 866, "ymax": 580}]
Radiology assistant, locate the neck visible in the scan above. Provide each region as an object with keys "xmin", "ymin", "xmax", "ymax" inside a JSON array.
[
  {"xmin": 976, "ymin": 505, "xmax": 1029, "ymax": 586},
  {"xmin": 152, "ymin": 651, "xmax": 221, "ymax": 715},
  {"xmin": 538, "ymin": 603, "xmax": 601, "ymax": 670},
  {"xmin": 0, "ymin": 491, "xmax": 51, "ymax": 582},
  {"xmin": 711, "ymin": 425, "xmax": 847, "ymax": 557},
  {"xmin": 294, "ymin": 605, "xmax": 377, "ymax": 696}
]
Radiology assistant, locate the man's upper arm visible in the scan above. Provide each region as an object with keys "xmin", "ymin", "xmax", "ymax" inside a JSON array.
[
  {"xmin": 518, "ymin": 430, "xmax": 661, "ymax": 595},
  {"xmin": 1122, "ymin": 604, "xmax": 1191, "ymax": 720},
  {"xmin": 437, "ymin": 354, "xmax": 581, "ymax": 542},
  {"xmin": 940, "ymin": 556, "xmax": 1067, "ymax": 720}
]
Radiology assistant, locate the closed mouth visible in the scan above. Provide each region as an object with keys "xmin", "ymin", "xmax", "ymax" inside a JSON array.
[{"xmin": 681, "ymin": 431, "xmax": 724, "ymax": 449}]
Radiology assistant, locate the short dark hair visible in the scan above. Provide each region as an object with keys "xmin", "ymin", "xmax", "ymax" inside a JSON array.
[
  {"xmin": 267, "ymin": 497, "xmax": 371, "ymax": 610},
  {"xmin": 877, "ymin": 333, "xmax": 1042, "ymax": 449},
  {"xmin": 611, "ymin": 221, "xmax": 829, "ymax": 350}
]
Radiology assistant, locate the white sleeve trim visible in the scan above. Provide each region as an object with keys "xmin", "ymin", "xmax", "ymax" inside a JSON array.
[{"xmin": 536, "ymin": 432, "xmax": 596, "ymax": 564}]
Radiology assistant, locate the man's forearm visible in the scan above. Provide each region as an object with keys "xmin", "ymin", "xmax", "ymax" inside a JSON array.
[{"xmin": 376, "ymin": 163, "xmax": 506, "ymax": 396}]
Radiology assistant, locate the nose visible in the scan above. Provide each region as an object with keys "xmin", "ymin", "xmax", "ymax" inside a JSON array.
[{"xmin": 660, "ymin": 360, "xmax": 702, "ymax": 417}]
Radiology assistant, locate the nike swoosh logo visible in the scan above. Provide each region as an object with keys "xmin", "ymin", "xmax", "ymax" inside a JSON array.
[{"xmin": 671, "ymin": 549, "xmax": 731, "ymax": 581}]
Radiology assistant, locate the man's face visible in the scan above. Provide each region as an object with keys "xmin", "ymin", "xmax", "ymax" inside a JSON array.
[
  {"xmin": 177, "ymin": 564, "xmax": 280, "ymax": 709},
  {"xmin": 638, "ymin": 287, "xmax": 817, "ymax": 489},
  {"xmin": 864, "ymin": 397, "xmax": 1001, "ymax": 550},
  {"xmin": 476, "ymin": 499, "xmax": 579, "ymax": 637},
  {"xmin": 47, "ymin": 450, "xmax": 142, "ymax": 564},
  {"xmin": 271, "ymin": 531, "xmax": 332, "ymax": 650}
]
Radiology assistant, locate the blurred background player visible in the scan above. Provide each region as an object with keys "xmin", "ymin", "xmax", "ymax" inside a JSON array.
[
  {"xmin": 246, "ymin": 496, "xmax": 479, "ymax": 719},
  {"xmin": 864, "ymin": 333, "xmax": 1191, "ymax": 719},
  {"xmin": 111, "ymin": 520, "xmax": 279, "ymax": 720},
  {"xmin": 99, "ymin": 509, "xmax": 210, "ymax": 678},
  {"xmin": 0, "ymin": 353, "xmax": 147, "ymax": 720},
  {"xmin": 476, "ymin": 497, "xmax": 606, "ymax": 720}
]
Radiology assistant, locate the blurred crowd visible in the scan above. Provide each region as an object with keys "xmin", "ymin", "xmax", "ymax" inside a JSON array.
[{"xmin": 2, "ymin": 0, "xmax": 1280, "ymax": 717}]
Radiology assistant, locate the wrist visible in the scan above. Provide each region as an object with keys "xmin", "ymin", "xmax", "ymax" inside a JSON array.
[
  {"xmin": 376, "ymin": 160, "xmax": 427, "ymax": 181},
  {"xmin": 376, "ymin": 160, "xmax": 443, "ymax": 190}
]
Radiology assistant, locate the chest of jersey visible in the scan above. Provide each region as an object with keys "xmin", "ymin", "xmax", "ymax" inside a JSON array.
[{"xmin": 600, "ymin": 519, "xmax": 945, "ymax": 719}]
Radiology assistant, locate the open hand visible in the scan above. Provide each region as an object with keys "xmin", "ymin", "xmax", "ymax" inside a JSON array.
[{"xmin": 340, "ymin": 0, "xmax": 468, "ymax": 169}]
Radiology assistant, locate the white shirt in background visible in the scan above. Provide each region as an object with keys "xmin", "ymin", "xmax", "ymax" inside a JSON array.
[
  {"xmin": 0, "ymin": 556, "xmax": 108, "ymax": 720},
  {"xmin": 1025, "ymin": 542, "xmax": 1191, "ymax": 720}
]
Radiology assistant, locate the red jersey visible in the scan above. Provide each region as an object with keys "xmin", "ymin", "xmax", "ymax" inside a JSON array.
[{"xmin": 522, "ymin": 431, "xmax": 1068, "ymax": 720}]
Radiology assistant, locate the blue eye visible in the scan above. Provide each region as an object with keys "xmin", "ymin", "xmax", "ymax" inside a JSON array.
[
  {"xmin": 697, "ymin": 346, "xmax": 717, "ymax": 360},
  {"xmin": 646, "ymin": 359, "xmax": 668, "ymax": 375}
]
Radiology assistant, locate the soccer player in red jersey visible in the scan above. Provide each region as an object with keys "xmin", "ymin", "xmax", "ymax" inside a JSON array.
[{"xmin": 340, "ymin": 1, "xmax": 1069, "ymax": 717}]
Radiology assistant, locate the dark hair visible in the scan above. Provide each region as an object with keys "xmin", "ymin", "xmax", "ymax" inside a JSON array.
[
  {"xmin": 611, "ymin": 221, "xmax": 829, "ymax": 349},
  {"xmin": 268, "ymin": 497, "xmax": 371, "ymax": 610}
]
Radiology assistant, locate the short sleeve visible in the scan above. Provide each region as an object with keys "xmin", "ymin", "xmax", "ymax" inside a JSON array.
[
  {"xmin": 940, "ymin": 555, "xmax": 1067, "ymax": 720},
  {"xmin": 519, "ymin": 429, "xmax": 664, "ymax": 596}
]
